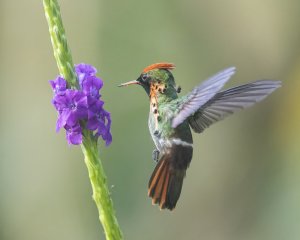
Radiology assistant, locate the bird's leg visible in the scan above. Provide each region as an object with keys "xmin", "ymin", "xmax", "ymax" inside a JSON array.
[{"xmin": 152, "ymin": 149, "xmax": 160, "ymax": 163}]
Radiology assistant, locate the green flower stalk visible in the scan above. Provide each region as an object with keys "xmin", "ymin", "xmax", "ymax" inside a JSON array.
[
  {"xmin": 43, "ymin": 0, "xmax": 123, "ymax": 239},
  {"xmin": 43, "ymin": 0, "xmax": 78, "ymax": 89}
]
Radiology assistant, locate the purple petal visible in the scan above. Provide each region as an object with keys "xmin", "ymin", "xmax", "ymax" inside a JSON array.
[
  {"xmin": 54, "ymin": 91, "xmax": 87, "ymax": 127},
  {"xmin": 87, "ymin": 96, "xmax": 98, "ymax": 107},
  {"xmin": 75, "ymin": 94, "xmax": 88, "ymax": 108},
  {"xmin": 74, "ymin": 108, "xmax": 88, "ymax": 120},
  {"xmin": 90, "ymin": 99, "xmax": 104, "ymax": 112},
  {"xmin": 96, "ymin": 121, "xmax": 107, "ymax": 135},
  {"xmin": 67, "ymin": 131, "xmax": 82, "ymax": 145},
  {"xmin": 65, "ymin": 89, "xmax": 78, "ymax": 101},
  {"xmin": 75, "ymin": 63, "xmax": 97, "ymax": 86},
  {"xmin": 56, "ymin": 110, "xmax": 71, "ymax": 132},
  {"xmin": 95, "ymin": 109, "xmax": 112, "ymax": 146},
  {"xmin": 49, "ymin": 76, "xmax": 67, "ymax": 95},
  {"xmin": 92, "ymin": 76, "xmax": 103, "ymax": 90},
  {"xmin": 75, "ymin": 63, "xmax": 97, "ymax": 76},
  {"xmin": 104, "ymin": 132, "xmax": 112, "ymax": 146},
  {"xmin": 87, "ymin": 117, "xmax": 99, "ymax": 130},
  {"xmin": 103, "ymin": 111, "xmax": 112, "ymax": 146},
  {"xmin": 88, "ymin": 109, "xmax": 97, "ymax": 119},
  {"xmin": 66, "ymin": 111, "xmax": 79, "ymax": 127},
  {"xmin": 65, "ymin": 124, "xmax": 83, "ymax": 145},
  {"xmin": 81, "ymin": 76, "xmax": 103, "ymax": 98}
]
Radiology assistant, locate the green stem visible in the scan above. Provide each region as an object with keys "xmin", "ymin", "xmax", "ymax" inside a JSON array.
[
  {"xmin": 81, "ymin": 132, "xmax": 123, "ymax": 240},
  {"xmin": 43, "ymin": 0, "xmax": 78, "ymax": 88}
]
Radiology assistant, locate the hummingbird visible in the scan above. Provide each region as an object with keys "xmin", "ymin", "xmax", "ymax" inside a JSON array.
[{"xmin": 119, "ymin": 63, "xmax": 281, "ymax": 210}]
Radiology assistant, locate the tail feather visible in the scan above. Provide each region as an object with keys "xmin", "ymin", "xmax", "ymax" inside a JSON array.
[
  {"xmin": 165, "ymin": 171, "xmax": 184, "ymax": 209},
  {"xmin": 148, "ymin": 158, "xmax": 168, "ymax": 198},
  {"xmin": 148, "ymin": 154, "xmax": 185, "ymax": 210},
  {"xmin": 152, "ymin": 163, "xmax": 167, "ymax": 205},
  {"xmin": 159, "ymin": 170, "xmax": 170, "ymax": 209}
]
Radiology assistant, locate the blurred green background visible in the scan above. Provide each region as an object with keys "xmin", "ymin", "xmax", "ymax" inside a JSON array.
[{"xmin": 1, "ymin": 0, "xmax": 299, "ymax": 239}]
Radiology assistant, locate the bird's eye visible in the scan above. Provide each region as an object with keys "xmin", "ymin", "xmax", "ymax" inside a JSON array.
[{"xmin": 141, "ymin": 74, "xmax": 149, "ymax": 81}]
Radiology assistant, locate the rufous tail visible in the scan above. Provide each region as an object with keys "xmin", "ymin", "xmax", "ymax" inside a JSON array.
[{"xmin": 148, "ymin": 153, "xmax": 186, "ymax": 210}]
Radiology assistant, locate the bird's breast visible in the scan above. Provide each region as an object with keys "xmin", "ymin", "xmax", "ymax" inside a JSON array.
[{"xmin": 148, "ymin": 110, "xmax": 193, "ymax": 153}]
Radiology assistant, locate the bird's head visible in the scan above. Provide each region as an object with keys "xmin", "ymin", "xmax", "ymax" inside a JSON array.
[{"xmin": 119, "ymin": 63, "xmax": 178, "ymax": 97}]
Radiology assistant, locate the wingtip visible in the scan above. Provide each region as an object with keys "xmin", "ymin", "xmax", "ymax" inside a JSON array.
[
  {"xmin": 256, "ymin": 79, "xmax": 282, "ymax": 89},
  {"xmin": 273, "ymin": 80, "xmax": 282, "ymax": 87},
  {"xmin": 225, "ymin": 66, "xmax": 236, "ymax": 74},
  {"xmin": 229, "ymin": 66, "xmax": 236, "ymax": 71}
]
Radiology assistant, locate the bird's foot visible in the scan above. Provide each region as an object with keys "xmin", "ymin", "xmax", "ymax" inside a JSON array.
[
  {"xmin": 154, "ymin": 130, "xmax": 160, "ymax": 136},
  {"xmin": 152, "ymin": 149, "xmax": 160, "ymax": 163}
]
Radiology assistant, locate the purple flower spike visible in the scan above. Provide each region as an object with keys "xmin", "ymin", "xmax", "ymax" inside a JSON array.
[
  {"xmin": 50, "ymin": 63, "xmax": 112, "ymax": 146},
  {"xmin": 65, "ymin": 124, "xmax": 83, "ymax": 145}
]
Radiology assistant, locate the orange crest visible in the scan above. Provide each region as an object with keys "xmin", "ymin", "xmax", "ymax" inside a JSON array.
[{"xmin": 142, "ymin": 63, "xmax": 175, "ymax": 73}]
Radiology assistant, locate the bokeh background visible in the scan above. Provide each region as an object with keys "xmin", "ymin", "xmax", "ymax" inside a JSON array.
[{"xmin": 1, "ymin": 0, "xmax": 300, "ymax": 239}]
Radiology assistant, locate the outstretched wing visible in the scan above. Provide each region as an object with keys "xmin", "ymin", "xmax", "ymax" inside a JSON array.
[
  {"xmin": 171, "ymin": 67, "xmax": 236, "ymax": 128},
  {"xmin": 188, "ymin": 80, "xmax": 281, "ymax": 133}
]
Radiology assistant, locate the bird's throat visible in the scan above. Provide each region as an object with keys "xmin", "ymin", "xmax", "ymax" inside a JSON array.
[{"xmin": 149, "ymin": 82, "xmax": 166, "ymax": 132}]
